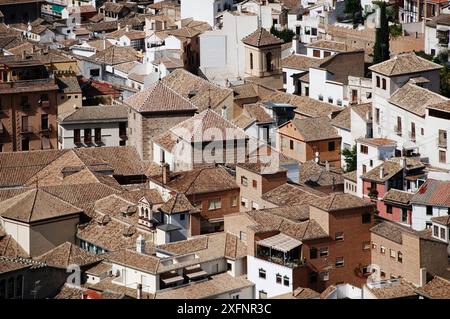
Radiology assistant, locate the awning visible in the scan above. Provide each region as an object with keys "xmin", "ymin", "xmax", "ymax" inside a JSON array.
[
  {"xmin": 161, "ymin": 275, "xmax": 184, "ymax": 285},
  {"xmin": 257, "ymin": 233, "xmax": 302, "ymax": 253},
  {"xmin": 208, "ymin": 217, "xmax": 224, "ymax": 223},
  {"xmin": 186, "ymin": 270, "xmax": 207, "ymax": 279}
]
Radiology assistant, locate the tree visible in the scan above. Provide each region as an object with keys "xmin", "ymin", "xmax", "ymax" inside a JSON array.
[
  {"xmin": 373, "ymin": 2, "xmax": 390, "ymax": 64},
  {"xmin": 270, "ymin": 26, "xmax": 295, "ymax": 43},
  {"xmin": 342, "ymin": 145, "xmax": 357, "ymax": 172},
  {"xmin": 344, "ymin": 0, "xmax": 362, "ymax": 25},
  {"xmin": 440, "ymin": 64, "xmax": 450, "ymax": 98}
]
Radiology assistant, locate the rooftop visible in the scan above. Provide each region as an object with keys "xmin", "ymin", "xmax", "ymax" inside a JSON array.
[
  {"xmin": 59, "ymin": 105, "xmax": 128, "ymax": 123},
  {"xmin": 288, "ymin": 117, "xmax": 340, "ymax": 142},
  {"xmin": 34, "ymin": 242, "xmax": 100, "ymax": 269},
  {"xmin": 311, "ymin": 193, "xmax": 374, "ymax": 212},
  {"xmin": 411, "ymin": 179, "xmax": 450, "ymax": 207},
  {"xmin": 369, "ymin": 52, "xmax": 442, "ymax": 77},
  {"xmin": 242, "ymin": 27, "xmax": 284, "ymax": 47}
]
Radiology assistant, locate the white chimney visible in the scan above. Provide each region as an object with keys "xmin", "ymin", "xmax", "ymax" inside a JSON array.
[
  {"xmin": 379, "ymin": 166, "xmax": 384, "ymax": 179},
  {"xmin": 400, "ymin": 158, "xmax": 407, "ymax": 168},
  {"xmin": 292, "ymin": 35, "xmax": 299, "ymax": 54},
  {"xmin": 221, "ymin": 106, "xmax": 227, "ymax": 119},
  {"xmin": 325, "ymin": 160, "xmax": 330, "ymax": 172},
  {"xmin": 125, "ymin": 25, "xmax": 130, "ymax": 32},
  {"xmin": 136, "ymin": 235, "xmax": 145, "ymax": 253},
  {"xmin": 315, "ymin": 151, "xmax": 320, "ymax": 163},
  {"xmin": 136, "ymin": 283, "xmax": 142, "ymax": 299}
]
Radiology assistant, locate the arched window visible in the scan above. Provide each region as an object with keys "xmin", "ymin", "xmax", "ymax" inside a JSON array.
[
  {"xmin": 250, "ymin": 53, "xmax": 253, "ymax": 70},
  {"xmin": 145, "ymin": 208, "xmax": 149, "ymax": 219},
  {"xmin": 140, "ymin": 207, "xmax": 144, "ymax": 217},
  {"xmin": 266, "ymin": 52, "xmax": 272, "ymax": 72}
]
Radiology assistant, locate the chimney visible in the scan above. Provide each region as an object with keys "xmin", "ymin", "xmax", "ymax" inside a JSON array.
[
  {"xmin": 125, "ymin": 25, "xmax": 130, "ymax": 32},
  {"xmin": 325, "ymin": 160, "xmax": 330, "ymax": 172},
  {"xmin": 292, "ymin": 35, "xmax": 299, "ymax": 54},
  {"xmin": 22, "ymin": 50, "xmax": 26, "ymax": 60},
  {"xmin": 221, "ymin": 106, "xmax": 227, "ymax": 119},
  {"xmin": 162, "ymin": 163, "xmax": 170, "ymax": 184},
  {"xmin": 314, "ymin": 151, "xmax": 319, "ymax": 163},
  {"xmin": 379, "ymin": 166, "xmax": 384, "ymax": 179},
  {"xmin": 400, "ymin": 157, "xmax": 407, "ymax": 169},
  {"xmin": 136, "ymin": 283, "xmax": 142, "ymax": 299},
  {"xmin": 136, "ymin": 235, "xmax": 145, "ymax": 253}
]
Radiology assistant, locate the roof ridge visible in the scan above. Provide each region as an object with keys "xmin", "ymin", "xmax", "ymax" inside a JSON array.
[{"xmin": 28, "ymin": 188, "xmax": 39, "ymax": 223}]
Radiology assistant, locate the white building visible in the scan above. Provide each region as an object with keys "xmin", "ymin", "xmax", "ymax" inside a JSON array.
[
  {"xmin": 181, "ymin": 0, "xmax": 233, "ymax": 27},
  {"xmin": 287, "ymin": 3, "xmax": 331, "ymax": 44},
  {"xmin": 411, "ymin": 179, "xmax": 450, "ymax": 230},
  {"xmin": 424, "ymin": 14, "xmax": 450, "ymax": 58},
  {"xmin": 57, "ymin": 105, "xmax": 128, "ymax": 149}
]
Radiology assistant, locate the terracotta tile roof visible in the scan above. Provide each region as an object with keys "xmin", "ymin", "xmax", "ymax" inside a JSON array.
[
  {"xmin": 236, "ymin": 161, "xmax": 287, "ymax": 175},
  {"xmin": 307, "ymin": 40, "xmax": 356, "ymax": 52},
  {"xmin": 330, "ymin": 107, "xmax": 351, "ymax": 130},
  {"xmin": 370, "ymin": 220, "xmax": 439, "ymax": 244},
  {"xmin": 416, "ymin": 276, "xmax": 450, "ymax": 299},
  {"xmin": 426, "ymin": 14, "xmax": 450, "ymax": 27},
  {"xmin": 160, "ymin": 166, "xmax": 239, "ymax": 195},
  {"xmin": 56, "ymin": 76, "xmax": 82, "ymax": 94},
  {"xmin": 224, "ymin": 232, "xmax": 248, "ymax": 260},
  {"xmin": 232, "ymin": 83, "xmax": 259, "ymax": 99},
  {"xmin": 242, "ymin": 27, "xmax": 284, "ymax": 47},
  {"xmin": 155, "ymin": 273, "xmax": 253, "ymax": 299},
  {"xmin": 86, "ymin": 276, "xmax": 153, "ymax": 299},
  {"xmin": 87, "ymin": 45, "xmax": 141, "ymax": 66},
  {"xmin": 367, "ymin": 280, "xmax": 417, "ymax": 299},
  {"xmin": 124, "ymin": 81, "xmax": 197, "ymax": 113},
  {"xmin": 369, "ymin": 52, "xmax": 442, "ymax": 76},
  {"xmin": 289, "ymin": 117, "xmax": 340, "ymax": 142},
  {"xmin": 85, "ymin": 261, "xmax": 112, "ymax": 276},
  {"xmin": 383, "ymin": 189, "xmax": 413, "ymax": 205},
  {"xmin": 281, "ymin": 54, "xmax": 325, "ymax": 71},
  {"xmin": 311, "ymin": 193, "xmax": 374, "ymax": 212},
  {"xmin": 289, "ymin": 95, "xmax": 341, "ymax": 118},
  {"xmin": 362, "ymin": 157, "xmax": 425, "ymax": 183},
  {"xmin": 168, "ymin": 109, "xmax": 246, "ymax": 143},
  {"xmin": 272, "ymin": 287, "xmax": 320, "ymax": 299},
  {"xmin": 152, "ymin": 56, "xmax": 183, "ymax": 69},
  {"xmin": 428, "ymin": 100, "xmax": 450, "ymax": 112},
  {"xmin": 161, "ymin": 69, "xmax": 233, "ymax": 111},
  {"xmin": 59, "ymin": 105, "xmax": 128, "ymax": 123},
  {"xmin": 168, "ymin": 26, "xmax": 202, "ymax": 39},
  {"xmin": 262, "ymin": 183, "xmax": 325, "ymax": 207},
  {"xmin": 320, "ymin": 285, "xmax": 337, "ymax": 299},
  {"xmin": 232, "ymin": 113, "xmax": 255, "ymax": 129},
  {"xmin": 342, "ymin": 170, "xmax": 357, "ymax": 182},
  {"xmin": 0, "ymin": 188, "xmax": 82, "ymax": 223},
  {"xmin": 431, "ymin": 215, "xmax": 450, "ymax": 226},
  {"xmin": 0, "ymin": 256, "xmax": 32, "ymax": 274},
  {"xmin": 159, "ymin": 193, "xmax": 195, "ymax": 215},
  {"xmin": 246, "ymin": 210, "xmax": 328, "ymax": 241},
  {"xmin": 243, "ymin": 103, "xmax": 273, "ymax": 124},
  {"xmin": 34, "ymin": 242, "xmax": 100, "ymax": 269},
  {"xmin": 356, "ymin": 138, "xmax": 396, "ymax": 147},
  {"xmin": 388, "ymin": 83, "xmax": 447, "ymax": 117},
  {"xmin": 53, "ymin": 284, "xmax": 84, "ymax": 299},
  {"xmin": 299, "ymin": 160, "xmax": 343, "ymax": 187},
  {"xmin": 157, "ymin": 236, "xmax": 208, "ymax": 255},
  {"xmin": 411, "ymin": 179, "xmax": 450, "ymax": 207},
  {"xmin": 0, "ymin": 234, "xmax": 28, "ymax": 258}
]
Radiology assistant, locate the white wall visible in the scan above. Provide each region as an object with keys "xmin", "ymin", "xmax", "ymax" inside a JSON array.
[
  {"xmin": 111, "ymin": 262, "xmax": 158, "ymax": 293},
  {"xmin": 58, "ymin": 122, "xmax": 126, "ymax": 149},
  {"xmin": 181, "ymin": 0, "xmax": 233, "ymax": 27},
  {"xmin": 412, "ymin": 204, "xmax": 450, "ymax": 230}
]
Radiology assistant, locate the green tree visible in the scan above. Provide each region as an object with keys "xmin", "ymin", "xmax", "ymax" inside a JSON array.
[
  {"xmin": 270, "ymin": 26, "xmax": 295, "ymax": 43},
  {"xmin": 440, "ymin": 64, "xmax": 450, "ymax": 98},
  {"xmin": 373, "ymin": 1, "xmax": 390, "ymax": 64},
  {"xmin": 342, "ymin": 145, "xmax": 357, "ymax": 172}
]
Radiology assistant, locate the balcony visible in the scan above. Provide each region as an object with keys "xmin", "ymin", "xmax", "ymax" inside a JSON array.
[
  {"xmin": 367, "ymin": 188, "xmax": 379, "ymax": 200},
  {"xmin": 256, "ymin": 233, "xmax": 305, "ymax": 268},
  {"xmin": 394, "ymin": 125, "xmax": 402, "ymax": 136},
  {"xmin": 119, "ymin": 133, "xmax": 128, "ymax": 141},
  {"xmin": 438, "ymin": 137, "xmax": 447, "ymax": 149},
  {"xmin": 40, "ymin": 124, "xmax": 52, "ymax": 135},
  {"xmin": 409, "ymin": 131, "xmax": 416, "ymax": 142}
]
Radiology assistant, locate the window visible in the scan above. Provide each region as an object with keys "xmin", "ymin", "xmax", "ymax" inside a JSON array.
[
  {"xmin": 370, "ymin": 160, "xmax": 373, "ymax": 167},
  {"xmin": 252, "ymin": 202, "xmax": 259, "ymax": 210},
  {"xmin": 441, "ymin": 227, "xmax": 446, "ymax": 240},
  {"xmin": 309, "ymin": 272, "xmax": 318, "ymax": 283},
  {"xmin": 328, "ymin": 97, "xmax": 333, "ymax": 104},
  {"xmin": 15, "ymin": 276, "xmax": 23, "ymax": 299},
  {"xmin": 231, "ymin": 197, "xmax": 238, "ymax": 207},
  {"xmin": 276, "ymin": 274, "xmax": 282, "ymax": 284},
  {"xmin": 380, "ymin": 245, "xmax": 386, "ymax": 254},
  {"xmin": 7, "ymin": 277, "xmax": 14, "ymax": 299},
  {"xmin": 239, "ymin": 231, "xmax": 247, "ymax": 242},
  {"xmin": 180, "ymin": 213, "xmax": 185, "ymax": 221},
  {"xmin": 390, "ymin": 249, "xmax": 396, "ymax": 259},
  {"xmin": 252, "ymin": 180, "xmax": 257, "ymax": 188},
  {"xmin": 283, "ymin": 72, "xmax": 287, "ymax": 84},
  {"xmin": 318, "ymin": 94, "xmax": 323, "ymax": 101},
  {"xmin": 376, "ymin": 76, "xmax": 380, "ymax": 88},
  {"xmin": 90, "ymin": 69, "xmax": 100, "ymax": 77},
  {"xmin": 40, "ymin": 114, "xmax": 48, "ymax": 131},
  {"xmin": 439, "ymin": 150, "xmax": 446, "ymax": 163},
  {"xmin": 401, "ymin": 208, "xmax": 408, "ymax": 223},
  {"xmin": 337, "ymin": 99, "xmax": 342, "ymax": 106},
  {"xmin": 258, "ymin": 268, "xmax": 266, "ymax": 279},
  {"xmin": 335, "ymin": 232, "xmax": 344, "ymax": 241},
  {"xmin": 411, "ymin": 122, "xmax": 416, "ymax": 140},
  {"xmin": 360, "ymin": 145, "xmax": 368, "ymax": 154},
  {"xmin": 74, "ymin": 129, "xmax": 81, "ymax": 144},
  {"xmin": 283, "ymin": 276, "xmax": 290, "ymax": 286},
  {"xmin": 426, "ymin": 221, "xmax": 432, "ymax": 229},
  {"xmin": 313, "ymin": 49, "xmax": 320, "ymax": 57},
  {"xmin": 241, "ymin": 176, "xmax": 248, "ymax": 186},
  {"xmin": 84, "ymin": 129, "xmax": 92, "ymax": 144},
  {"xmin": 362, "ymin": 164, "xmax": 367, "ymax": 174},
  {"xmin": 328, "ymin": 141, "xmax": 335, "ymax": 152},
  {"xmin": 386, "ymin": 205, "xmax": 392, "ymax": 214},
  {"xmin": 324, "ymin": 51, "xmax": 331, "ymax": 57},
  {"xmin": 319, "ymin": 247, "xmax": 329, "ymax": 257},
  {"xmin": 362, "ymin": 241, "xmax": 370, "ymax": 250},
  {"xmin": 258, "ymin": 290, "xmax": 267, "ymax": 299},
  {"xmin": 320, "ymin": 271, "xmax": 330, "ymax": 281},
  {"xmin": 231, "ymin": 294, "xmax": 240, "ymax": 299},
  {"xmin": 22, "ymin": 138, "xmax": 29, "ymax": 151},
  {"xmin": 266, "ymin": 52, "xmax": 272, "ymax": 72},
  {"xmin": 375, "ymin": 108, "xmax": 380, "ymax": 124},
  {"xmin": 227, "ymin": 262, "xmax": 232, "ymax": 272},
  {"xmin": 421, "ymin": 128, "xmax": 425, "ymax": 135},
  {"xmin": 372, "ymin": 242, "xmax": 377, "ymax": 250},
  {"xmin": 250, "ymin": 53, "xmax": 253, "ymax": 70},
  {"xmin": 310, "ymin": 247, "xmax": 318, "ymax": 259},
  {"xmin": 397, "ymin": 251, "xmax": 403, "ymax": 263},
  {"xmin": 426, "ymin": 206, "xmax": 433, "ymax": 216},
  {"xmin": 208, "ymin": 199, "xmax": 221, "ymax": 210},
  {"xmin": 241, "ymin": 197, "xmax": 248, "ymax": 208},
  {"xmin": 95, "ymin": 128, "xmax": 102, "ymax": 144},
  {"xmin": 362, "ymin": 213, "xmax": 371, "ymax": 224},
  {"xmin": 290, "ymin": 140, "xmax": 294, "ymax": 150},
  {"xmin": 396, "ymin": 117, "xmax": 402, "ymax": 136},
  {"xmin": 335, "ymin": 257, "xmax": 344, "ymax": 267},
  {"xmin": 382, "ymin": 78, "xmax": 386, "ymax": 90}
]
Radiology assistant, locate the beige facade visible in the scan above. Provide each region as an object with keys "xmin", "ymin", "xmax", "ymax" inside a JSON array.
[{"xmin": 244, "ymin": 44, "xmax": 282, "ymax": 78}]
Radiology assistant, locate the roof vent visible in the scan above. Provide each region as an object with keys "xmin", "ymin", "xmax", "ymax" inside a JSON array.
[{"xmin": 188, "ymin": 90, "xmax": 197, "ymax": 99}]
